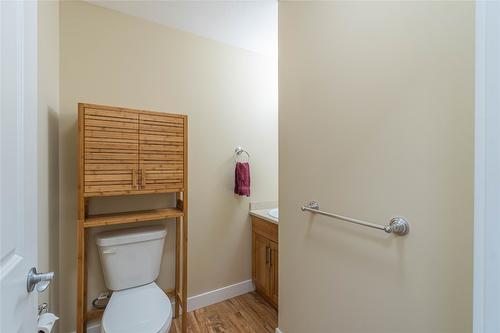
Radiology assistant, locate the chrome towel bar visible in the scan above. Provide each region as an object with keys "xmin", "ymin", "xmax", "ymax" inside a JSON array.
[{"xmin": 301, "ymin": 201, "xmax": 409, "ymax": 236}]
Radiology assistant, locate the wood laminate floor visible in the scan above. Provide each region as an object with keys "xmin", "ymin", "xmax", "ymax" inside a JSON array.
[{"xmin": 170, "ymin": 292, "xmax": 278, "ymax": 333}]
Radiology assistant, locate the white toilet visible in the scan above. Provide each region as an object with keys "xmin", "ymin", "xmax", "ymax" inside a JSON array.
[{"xmin": 96, "ymin": 225, "xmax": 172, "ymax": 333}]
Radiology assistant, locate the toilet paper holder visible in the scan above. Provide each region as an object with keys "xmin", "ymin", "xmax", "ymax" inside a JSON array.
[
  {"xmin": 38, "ymin": 312, "xmax": 59, "ymax": 333},
  {"xmin": 38, "ymin": 303, "xmax": 48, "ymax": 316}
]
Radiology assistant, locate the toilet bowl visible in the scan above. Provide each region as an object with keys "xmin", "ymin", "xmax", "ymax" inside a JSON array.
[
  {"xmin": 96, "ymin": 226, "xmax": 171, "ymax": 333},
  {"xmin": 101, "ymin": 282, "xmax": 171, "ymax": 333}
]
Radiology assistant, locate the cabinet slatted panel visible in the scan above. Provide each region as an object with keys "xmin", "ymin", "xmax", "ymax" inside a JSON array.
[
  {"xmin": 83, "ymin": 108, "xmax": 139, "ymax": 196},
  {"xmin": 139, "ymin": 113, "xmax": 185, "ymax": 192}
]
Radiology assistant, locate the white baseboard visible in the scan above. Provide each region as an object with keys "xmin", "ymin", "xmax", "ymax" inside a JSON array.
[
  {"xmin": 276, "ymin": 328, "xmax": 283, "ymax": 333},
  {"xmin": 72, "ymin": 280, "xmax": 255, "ymax": 333},
  {"xmin": 85, "ymin": 322, "xmax": 100, "ymax": 333},
  {"xmin": 187, "ymin": 279, "xmax": 255, "ymax": 312}
]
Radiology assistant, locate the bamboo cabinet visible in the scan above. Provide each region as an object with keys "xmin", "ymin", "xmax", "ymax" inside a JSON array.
[{"xmin": 77, "ymin": 103, "xmax": 188, "ymax": 333}]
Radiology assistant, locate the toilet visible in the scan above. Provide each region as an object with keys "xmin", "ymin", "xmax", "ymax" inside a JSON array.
[{"xmin": 96, "ymin": 225, "xmax": 172, "ymax": 333}]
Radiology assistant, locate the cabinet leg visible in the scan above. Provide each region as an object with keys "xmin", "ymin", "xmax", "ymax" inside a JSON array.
[
  {"xmin": 175, "ymin": 217, "xmax": 180, "ymax": 319},
  {"xmin": 76, "ymin": 223, "xmax": 86, "ymax": 333},
  {"xmin": 182, "ymin": 216, "xmax": 188, "ymax": 333}
]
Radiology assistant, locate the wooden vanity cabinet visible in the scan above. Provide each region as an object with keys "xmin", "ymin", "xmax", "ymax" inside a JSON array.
[{"xmin": 251, "ymin": 216, "xmax": 278, "ymax": 308}]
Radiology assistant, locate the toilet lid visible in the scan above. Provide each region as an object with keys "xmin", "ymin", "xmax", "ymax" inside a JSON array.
[{"xmin": 102, "ymin": 282, "xmax": 172, "ymax": 333}]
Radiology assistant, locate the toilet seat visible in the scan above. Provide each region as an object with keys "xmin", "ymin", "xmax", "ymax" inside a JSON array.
[{"xmin": 101, "ymin": 282, "xmax": 172, "ymax": 333}]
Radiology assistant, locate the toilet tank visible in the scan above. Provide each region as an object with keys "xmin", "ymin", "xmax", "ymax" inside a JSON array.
[{"xmin": 96, "ymin": 226, "xmax": 167, "ymax": 291}]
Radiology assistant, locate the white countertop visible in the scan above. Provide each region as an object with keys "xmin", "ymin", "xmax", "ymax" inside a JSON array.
[{"xmin": 249, "ymin": 208, "xmax": 278, "ymax": 224}]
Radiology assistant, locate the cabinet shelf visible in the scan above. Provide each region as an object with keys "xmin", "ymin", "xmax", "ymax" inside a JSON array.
[{"xmin": 83, "ymin": 208, "xmax": 184, "ymax": 228}]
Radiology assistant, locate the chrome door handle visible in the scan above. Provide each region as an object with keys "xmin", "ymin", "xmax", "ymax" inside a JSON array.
[{"xmin": 27, "ymin": 267, "xmax": 54, "ymax": 293}]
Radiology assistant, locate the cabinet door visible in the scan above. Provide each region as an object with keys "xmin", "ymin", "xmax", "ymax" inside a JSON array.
[
  {"xmin": 269, "ymin": 240, "xmax": 279, "ymax": 307},
  {"xmin": 83, "ymin": 107, "xmax": 139, "ymax": 196},
  {"xmin": 253, "ymin": 233, "xmax": 270, "ymax": 296},
  {"xmin": 139, "ymin": 113, "xmax": 185, "ymax": 193}
]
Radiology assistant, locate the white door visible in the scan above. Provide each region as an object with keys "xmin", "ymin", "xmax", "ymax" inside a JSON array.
[{"xmin": 0, "ymin": 1, "xmax": 40, "ymax": 332}]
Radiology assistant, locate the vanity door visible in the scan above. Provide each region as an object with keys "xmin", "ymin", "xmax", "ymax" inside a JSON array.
[
  {"xmin": 82, "ymin": 106, "xmax": 140, "ymax": 196},
  {"xmin": 139, "ymin": 112, "xmax": 185, "ymax": 193},
  {"xmin": 253, "ymin": 233, "xmax": 271, "ymax": 296},
  {"xmin": 269, "ymin": 240, "xmax": 279, "ymax": 306}
]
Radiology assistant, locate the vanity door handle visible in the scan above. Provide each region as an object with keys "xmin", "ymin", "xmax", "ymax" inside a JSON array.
[{"xmin": 266, "ymin": 246, "xmax": 271, "ymax": 266}]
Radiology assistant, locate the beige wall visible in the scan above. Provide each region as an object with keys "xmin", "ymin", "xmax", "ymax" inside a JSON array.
[
  {"xmin": 279, "ymin": 2, "xmax": 473, "ymax": 333},
  {"xmin": 59, "ymin": 1, "xmax": 277, "ymax": 331},
  {"xmin": 38, "ymin": 0, "xmax": 60, "ymax": 326}
]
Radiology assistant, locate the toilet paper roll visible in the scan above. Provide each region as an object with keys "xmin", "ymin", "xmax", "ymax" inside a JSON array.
[{"xmin": 38, "ymin": 313, "xmax": 59, "ymax": 333}]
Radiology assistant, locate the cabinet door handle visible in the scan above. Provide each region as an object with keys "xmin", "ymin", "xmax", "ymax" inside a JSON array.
[
  {"xmin": 141, "ymin": 169, "xmax": 146, "ymax": 188},
  {"xmin": 266, "ymin": 246, "xmax": 270, "ymax": 266},
  {"xmin": 269, "ymin": 249, "xmax": 272, "ymax": 266},
  {"xmin": 132, "ymin": 168, "xmax": 138, "ymax": 189}
]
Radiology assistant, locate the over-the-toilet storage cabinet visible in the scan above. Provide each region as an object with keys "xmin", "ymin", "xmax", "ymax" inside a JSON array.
[
  {"xmin": 83, "ymin": 106, "xmax": 184, "ymax": 196},
  {"xmin": 77, "ymin": 103, "xmax": 188, "ymax": 333}
]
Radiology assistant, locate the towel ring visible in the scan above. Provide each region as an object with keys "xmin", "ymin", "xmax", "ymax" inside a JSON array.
[{"xmin": 234, "ymin": 146, "xmax": 250, "ymax": 162}]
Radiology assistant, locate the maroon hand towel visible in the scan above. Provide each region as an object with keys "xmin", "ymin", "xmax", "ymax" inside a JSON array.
[{"xmin": 234, "ymin": 162, "xmax": 251, "ymax": 197}]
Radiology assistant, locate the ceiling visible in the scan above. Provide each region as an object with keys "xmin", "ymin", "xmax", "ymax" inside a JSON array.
[{"xmin": 86, "ymin": 1, "xmax": 278, "ymax": 57}]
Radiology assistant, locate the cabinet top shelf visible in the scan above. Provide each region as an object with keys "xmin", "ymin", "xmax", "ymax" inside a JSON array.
[
  {"xmin": 83, "ymin": 208, "xmax": 184, "ymax": 228},
  {"xmin": 79, "ymin": 102, "xmax": 187, "ymax": 120}
]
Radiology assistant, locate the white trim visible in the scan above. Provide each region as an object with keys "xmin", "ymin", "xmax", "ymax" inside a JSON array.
[
  {"xmin": 187, "ymin": 279, "xmax": 255, "ymax": 312},
  {"xmin": 474, "ymin": 2, "xmax": 500, "ymax": 332},
  {"xmin": 84, "ymin": 322, "xmax": 100, "ymax": 333},
  {"xmin": 72, "ymin": 280, "xmax": 255, "ymax": 333},
  {"xmin": 275, "ymin": 328, "xmax": 283, "ymax": 333},
  {"xmin": 473, "ymin": 3, "xmax": 486, "ymax": 332}
]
